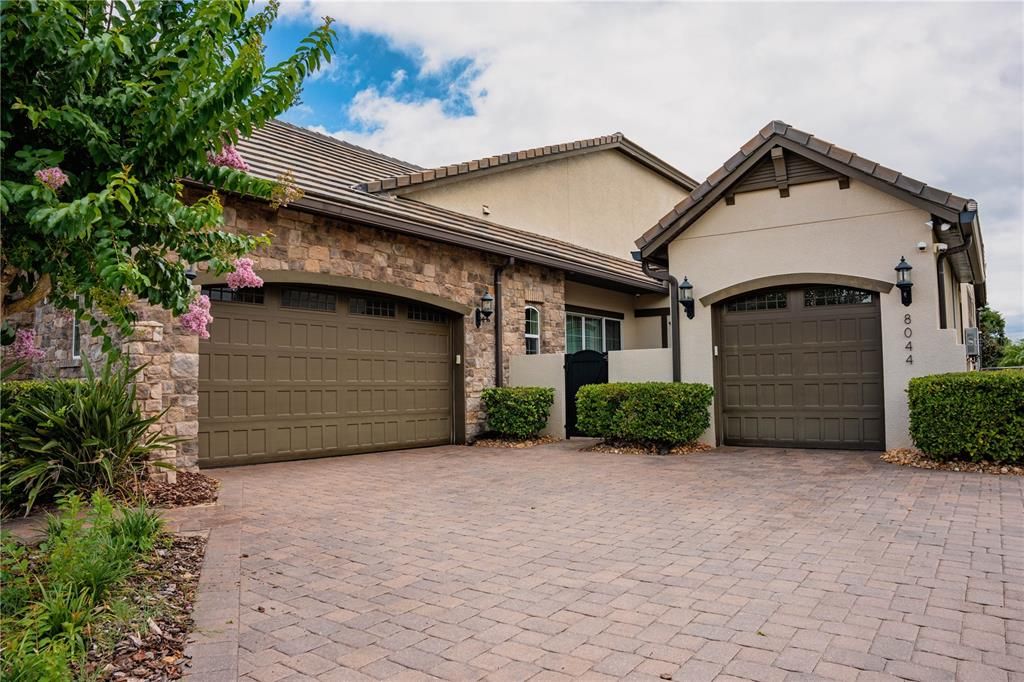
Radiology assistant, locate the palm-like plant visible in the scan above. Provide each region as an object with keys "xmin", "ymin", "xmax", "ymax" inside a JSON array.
[{"xmin": 1, "ymin": 360, "xmax": 178, "ymax": 515}]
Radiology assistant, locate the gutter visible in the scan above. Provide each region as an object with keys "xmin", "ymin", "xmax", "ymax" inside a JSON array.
[
  {"xmin": 494, "ymin": 257, "xmax": 514, "ymax": 387},
  {"xmin": 634, "ymin": 253, "xmax": 681, "ymax": 382}
]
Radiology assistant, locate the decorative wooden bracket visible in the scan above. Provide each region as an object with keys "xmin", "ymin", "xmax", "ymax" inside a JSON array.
[
  {"xmin": 771, "ymin": 147, "xmax": 789, "ymax": 198},
  {"xmin": 838, "ymin": 176, "xmax": 850, "ymax": 190}
]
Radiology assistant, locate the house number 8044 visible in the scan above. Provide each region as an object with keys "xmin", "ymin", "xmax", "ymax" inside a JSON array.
[{"xmin": 904, "ymin": 313, "xmax": 912, "ymax": 363}]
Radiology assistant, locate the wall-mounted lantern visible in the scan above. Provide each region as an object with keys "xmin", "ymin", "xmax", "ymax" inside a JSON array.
[
  {"xmin": 680, "ymin": 277, "xmax": 695, "ymax": 319},
  {"xmin": 895, "ymin": 257, "xmax": 913, "ymax": 306},
  {"xmin": 184, "ymin": 264, "xmax": 198, "ymax": 281},
  {"xmin": 475, "ymin": 292, "xmax": 494, "ymax": 328}
]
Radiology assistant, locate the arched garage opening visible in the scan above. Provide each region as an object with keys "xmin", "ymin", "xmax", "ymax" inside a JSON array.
[
  {"xmin": 196, "ymin": 276, "xmax": 465, "ymax": 467},
  {"xmin": 711, "ymin": 278, "xmax": 887, "ymax": 450}
]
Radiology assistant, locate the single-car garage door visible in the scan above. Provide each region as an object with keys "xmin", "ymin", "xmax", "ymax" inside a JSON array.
[
  {"xmin": 198, "ymin": 285, "xmax": 453, "ymax": 467},
  {"xmin": 718, "ymin": 285, "xmax": 884, "ymax": 450}
]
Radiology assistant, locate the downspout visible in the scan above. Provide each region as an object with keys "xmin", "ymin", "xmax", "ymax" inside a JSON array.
[
  {"xmin": 494, "ymin": 257, "xmax": 514, "ymax": 387},
  {"xmin": 638, "ymin": 259, "xmax": 681, "ymax": 382},
  {"xmin": 936, "ymin": 232, "xmax": 973, "ymax": 330}
]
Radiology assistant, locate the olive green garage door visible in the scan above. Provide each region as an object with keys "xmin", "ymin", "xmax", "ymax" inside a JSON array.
[
  {"xmin": 198, "ymin": 285, "xmax": 453, "ymax": 467},
  {"xmin": 717, "ymin": 285, "xmax": 884, "ymax": 450}
]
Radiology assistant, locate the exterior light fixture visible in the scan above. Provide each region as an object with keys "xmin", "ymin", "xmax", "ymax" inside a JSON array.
[
  {"xmin": 680, "ymin": 277, "xmax": 695, "ymax": 319},
  {"xmin": 184, "ymin": 263, "xmax": 198, "ymax": 281},
  {"xmin": 475, "ymin": 292, "xmax": 494, "ymax": 327},
  {"xmin": 895, "ymin": 257, "xmax": 913, "ymax": 306}
]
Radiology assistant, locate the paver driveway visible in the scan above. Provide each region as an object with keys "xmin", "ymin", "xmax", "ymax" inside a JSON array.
[{"xmin": 176, "ymin": 442, "xmax": 1024, "ymax": 681}]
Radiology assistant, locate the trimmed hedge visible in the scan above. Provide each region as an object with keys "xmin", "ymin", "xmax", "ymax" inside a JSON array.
[
  {"xmin": 481, "ymin": 387, "xmax": 555, "ymax": 438},
  {"xmin": 576, "ymin": 382, "xmax": 714, "ymax": 445},
  {"xmin": 908, "ymin": 370, "xmax": 1024, "ymax": 464}
]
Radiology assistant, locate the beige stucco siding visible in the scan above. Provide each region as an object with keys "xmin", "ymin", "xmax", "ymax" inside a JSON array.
[
  {"xmin": 667, "ymin": 178, "xmax": 969, "ymax": 449},
  {"xmin": 564, "ymin": 281, "xmax": 663, "ymax": 350},
  {"xmin": 406, "ymin": 150, "xmax": 687, "ymax": 260}
]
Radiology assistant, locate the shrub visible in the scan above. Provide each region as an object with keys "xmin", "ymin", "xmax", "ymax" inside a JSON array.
[
  {"xmin": 1, "ymin": 360, "xmax": 178, "ymax": 515},
  {"xmin": 908, "ymin": 370, "xmax": 1024, "ymax": 464},
  {"xmin": 1, "ymin": 378, "xmax": 82, "ymax": 516},
  {"xmin": 577, "ymin": 382, "xmax": 714, "ymax": 445},
  {"xmin": 481, "ymin": 387, "xmax": 555, "ymax": 438}
]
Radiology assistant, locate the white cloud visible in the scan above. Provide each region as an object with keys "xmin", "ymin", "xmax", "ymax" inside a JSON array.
[{"xmin": 284, "ymin": 1, "xmax": 1023, "ymax": 335}]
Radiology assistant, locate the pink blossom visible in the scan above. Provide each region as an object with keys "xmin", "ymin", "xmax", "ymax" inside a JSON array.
[
  {"xmin": 34, "ymin": 166, "xmax": 68, "ymax": 191},
  {"xmin": 180, "ymin": 295, "xmax": 214, "ymax": 339},
  {"xmin": 225, "ymin": 258, "xmax": 263, "ymax": 289},
  {"xmin": 11, "ymin": 328, "xmax": 46, "ymax": 361},
  {"xmin": 207, "ymin": 143, "xmax": 249, "ymax": 171}
]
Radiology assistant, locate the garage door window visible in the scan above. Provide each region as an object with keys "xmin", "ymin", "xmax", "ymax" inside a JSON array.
[
  {"xmin": 281, "ymin": 288, "xmax": 336, "ymax": 312},
  {"xmin": 202, "ymin": 285, "xmax": 264, "ymax": 304},
  {"xmin": 350, "ymin": 297, "xmax": 396, "ymax": 317},
  {"xmin": 803, "ymin": 286, "xmax": 872, "ymax": 306},
  {"xmin": 725, "ymin": 290, "xmax": 786, "ymax": 312},
  {"xmin": 408, "ymin": 303, "xmax": 446, "ymax": 323}
]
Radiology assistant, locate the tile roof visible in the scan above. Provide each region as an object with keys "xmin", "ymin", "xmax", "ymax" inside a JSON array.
[
  {"xmin": 237, "ymin": 119, "xmax": 423, "ymax": 188},
  {"xmin": 637, "ymin": 120, "xmax": 974, "ymax": 253},
  {"xmin": 358, "ymin": 133, "xmax": 698, "ymax": 193},
  {"xmin": 232, "ymin": 122, "xmax": 662, "ymax": 293}
]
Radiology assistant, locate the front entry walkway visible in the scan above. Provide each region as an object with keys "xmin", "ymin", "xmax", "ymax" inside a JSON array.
[{"xmin": 171, "ymin": 443, "xmax": 1024, "ymax": 681}]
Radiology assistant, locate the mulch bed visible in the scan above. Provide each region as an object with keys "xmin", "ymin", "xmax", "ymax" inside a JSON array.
[
  {"xmin": 473, "ymin": 434, "xmax": 560, "ymax": 449},
  {"xmin": 584, "ymin": 440, "xmax": 715, "ymax": 456},
  {"xmin": 882, "ymin": 448, "xmax": 1023, "ymax": 476},
  {"xmin": 83, "ymin": 534, "xmax": 207, "ymax": 681},
  {"xmin": 140, "ymin": 471, "xmax": 220, "ymax": 508}
]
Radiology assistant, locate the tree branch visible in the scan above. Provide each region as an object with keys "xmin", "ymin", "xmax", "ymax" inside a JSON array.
[{"xmin": 4, "ymin": 273, "xmax": 52, "ymax": 316}]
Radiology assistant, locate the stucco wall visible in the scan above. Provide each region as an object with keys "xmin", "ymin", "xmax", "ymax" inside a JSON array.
[
  {"xmin": 609, "ymin": 348, "xmax": 673, "ymax": 382},
  {"xmin": 667, "ymin": 178, "xmax": 969, "ymax": 449},
  {"xmin": 405, "ymin": 150, "xmax": 687, "ymax": 260},
  {"xmin": 508, "ymin": 353, "xmax": 566, "ymax": 439}
]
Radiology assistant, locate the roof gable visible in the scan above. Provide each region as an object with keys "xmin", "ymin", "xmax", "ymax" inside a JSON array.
[
  {"xmin": 359, "ymin": 133, "xmax": 697, "ymax": 194},
  {"xmin": 637, "ymin": 120, "xmax": 974, "ymax": 256}
]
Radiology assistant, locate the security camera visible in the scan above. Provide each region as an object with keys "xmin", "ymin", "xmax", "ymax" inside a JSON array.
[
  {"xmin": 916, "ymin": 241, "xmax": 928, "ymax": 252},
  {"xmin": 935, "ymin": 243, "xmax": 948, "ymax": 253}
]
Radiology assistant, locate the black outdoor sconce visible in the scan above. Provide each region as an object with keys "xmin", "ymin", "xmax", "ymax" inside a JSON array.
[
  {"xmin": 895, "ymin": 256, "xmax": 913, "ymax": 306},
  {"xmin": 680, "ymin": 277, "xmax": 695, "ymax": 319},
  {"xmin": 475, "ymin": 292, "xmax": 494, "ymax": 328}
]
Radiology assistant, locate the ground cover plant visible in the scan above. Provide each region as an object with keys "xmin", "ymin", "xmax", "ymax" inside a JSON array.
[{"xmin": 0, "ymin": 491, "xmax": 203, "ymax": 680}]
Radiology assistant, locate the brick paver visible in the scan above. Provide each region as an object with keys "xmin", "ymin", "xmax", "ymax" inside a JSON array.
[{"xmin": 177, "ymin": 442, "xmax": 1024, "ymax": 680}]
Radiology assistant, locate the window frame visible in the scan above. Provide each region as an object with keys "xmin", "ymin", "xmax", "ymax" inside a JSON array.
[
  {"xmin": 565, "ymin": 312, "xmax": 622, "ymax": 353},
  {"xmin": 71, "ymin": 315, "xmax": 81, "ymax": 360},
  {"xmin": 525, "ymin": 306, "xmax": 541, "ymax": 355}
]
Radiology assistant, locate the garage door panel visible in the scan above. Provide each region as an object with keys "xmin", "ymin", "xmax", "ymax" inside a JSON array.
[
  {"xmin": 721, "ymin": 285, "xmax": 884, "ymax": 450},
  {"xmin": 199, "ymin": 285, "xmax": 453, "ymax": 467}
]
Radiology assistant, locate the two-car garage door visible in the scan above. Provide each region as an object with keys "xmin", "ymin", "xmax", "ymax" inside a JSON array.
[
  {"xmin": 198, "ymin": 285, "xmax": 453, "ymax": 467},
  {"xmin": 719, "ymin": 285, "xmax": 884, "ymax": 450}
]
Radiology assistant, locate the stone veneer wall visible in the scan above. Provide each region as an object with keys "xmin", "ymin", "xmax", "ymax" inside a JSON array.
[
  {"xmin": 21, "ymin": 193, "xmax": 570, "ymax": 472},
  {"xmin": 217, "ymin": 196, "xmax": 567, "ymax": 437}
]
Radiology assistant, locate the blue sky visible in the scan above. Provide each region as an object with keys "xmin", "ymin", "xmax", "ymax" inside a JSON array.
[
  {"xmin": 264, "ymin": 2, "xmax": 1022, "ymax": 339},
  {"xmin": 264, "ymin": 20, "xmax": 478, "ymax": 134}
]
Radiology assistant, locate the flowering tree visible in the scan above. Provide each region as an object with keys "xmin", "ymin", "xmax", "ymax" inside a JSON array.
[{"xmin": 0, "ymin": 1, "xmax": 335, "ymax": 351}]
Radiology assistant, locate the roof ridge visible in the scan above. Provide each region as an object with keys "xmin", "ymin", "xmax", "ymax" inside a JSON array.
[
  {"xmin": 360, "ymin": 131, "xmax": 696, "ymax": 193},
  {"xmin": 267, "ymin": 119, "xmax": 424, "ymax": 172},
  {"xmin": 636, "ymin": 120, "xmax": 972, "ymax": 252}
]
